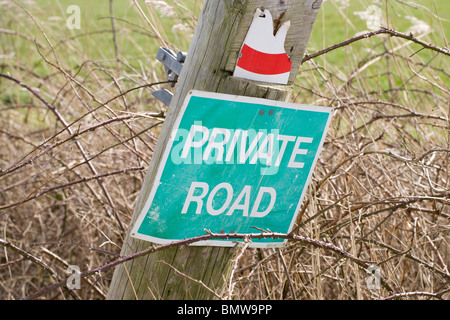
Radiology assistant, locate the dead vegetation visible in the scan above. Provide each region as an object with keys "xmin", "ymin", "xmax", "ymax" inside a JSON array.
[{"xmin": 0, "ymin": 0, "xmax": 448, "ymax": 299}]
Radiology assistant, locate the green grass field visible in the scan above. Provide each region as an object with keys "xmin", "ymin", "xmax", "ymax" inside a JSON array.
[
  {"xmin": 4, "ymin": 0, "xmax": 449, "ymax": 69},
  {"xmin": 2, "ymin": 0, "xmax": 448, "ymax": 111}
]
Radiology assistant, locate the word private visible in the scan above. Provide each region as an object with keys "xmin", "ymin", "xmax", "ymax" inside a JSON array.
[{"xmin": 175, "ymin": 124, "xmax": 314, "ymax": 170}]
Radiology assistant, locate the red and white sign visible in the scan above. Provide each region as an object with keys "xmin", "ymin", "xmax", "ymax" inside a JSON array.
[{"xmin": 233, "ymin": 8, "xmax": 292, "ymax": 85}]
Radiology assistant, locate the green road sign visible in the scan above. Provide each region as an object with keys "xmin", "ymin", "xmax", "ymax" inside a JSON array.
[{"xmin": 131, "ymin": 90, "xmax": 333, "ymax": 247}]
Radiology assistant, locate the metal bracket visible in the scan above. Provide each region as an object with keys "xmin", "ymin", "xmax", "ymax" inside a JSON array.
[{"xmin": 152, "ymin": 47, "xmax": 186, "ymax": 106}]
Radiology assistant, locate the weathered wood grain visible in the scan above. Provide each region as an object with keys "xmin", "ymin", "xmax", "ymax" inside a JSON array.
[{"xmin": 107, "ymin": 0, "xmax": 322, "ymax": 300}]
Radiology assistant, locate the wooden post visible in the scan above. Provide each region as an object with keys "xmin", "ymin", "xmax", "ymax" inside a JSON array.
[{"xmin": 107, "ymin": 0, "xmax": 323, "ymax": 300}]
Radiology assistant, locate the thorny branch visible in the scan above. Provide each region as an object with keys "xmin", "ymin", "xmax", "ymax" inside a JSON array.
[
  {"xmin": 19, "ymin": 231, "xmax": 376, "ymax": 300},
  {"xmin": 19, "ymin": 228, "xmax": 450, "ymax": 300},
  {"xmin": 302, "ymin": 27, "xmax": 450, "ymax": 63},
  {"xmin": 0, "ymin": 166, "xmax": 145, "ymax": 212}
]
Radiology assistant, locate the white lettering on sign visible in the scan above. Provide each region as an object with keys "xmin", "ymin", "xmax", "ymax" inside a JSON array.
[
  {"xmin": 175, "ymin": 124, "xmax": 313, "ymax": 168},
  {"xmin": 181, "ymin": 181, "xmax": 276, "ymax": 218},
  {"xmin": 288, "ymin": 136, "xmax": 313, "ymax": 168}
]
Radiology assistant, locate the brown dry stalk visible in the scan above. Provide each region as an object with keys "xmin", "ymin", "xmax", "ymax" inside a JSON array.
[
  {"xmin": 0, "ymin": 166, "xmax": 145, "ymax": 211},
  {"xmin": 0, "ymin": 238, "xmax": 81, "ymax": 299},
  {"xmin": 22, "ymin": 232, "xmax": 374, "ymax": 300},
  {"xmin": 0, "ymin": 111, "xmax": 160, "ymax": 178},
  {"xmin": 157, "ymin": 260, "xmax": 222, "ymax": 299}
]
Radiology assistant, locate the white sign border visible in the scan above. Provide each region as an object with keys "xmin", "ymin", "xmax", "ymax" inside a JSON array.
[{"xmin": 130, "ymin": 90, "xmax": 333, "ymax": 248}]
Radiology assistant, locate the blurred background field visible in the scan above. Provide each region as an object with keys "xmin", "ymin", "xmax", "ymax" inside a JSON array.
[{"xmin": 0, "ymin": 0, "xmax": 448, "ymax": 300}]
